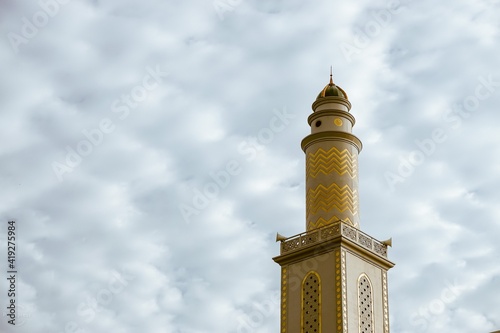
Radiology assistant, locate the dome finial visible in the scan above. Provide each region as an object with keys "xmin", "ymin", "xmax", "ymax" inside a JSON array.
[{"xmin": 316, "ymin": 67, "xmax": 348, "ymax": 100}]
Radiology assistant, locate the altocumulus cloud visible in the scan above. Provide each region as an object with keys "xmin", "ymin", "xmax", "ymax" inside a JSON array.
[{"xmin": 0, "ymin": 0, "xmax": 500, "ymax": 332}]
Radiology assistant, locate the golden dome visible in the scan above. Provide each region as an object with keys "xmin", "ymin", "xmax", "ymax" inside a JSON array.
[{"xmin": 316, "ymin": 73, "xmax": 348, "ymax": 100}]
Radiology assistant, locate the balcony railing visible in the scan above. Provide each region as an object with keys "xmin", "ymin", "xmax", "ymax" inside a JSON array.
[{"xmin": 280, "ymin": 220, "xmax": 388, "ymax": 258}]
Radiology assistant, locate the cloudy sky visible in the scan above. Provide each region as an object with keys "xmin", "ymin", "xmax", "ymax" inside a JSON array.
[{"xmin": 1, "ymin": 0, "xmax": 500, "ymax": 332}]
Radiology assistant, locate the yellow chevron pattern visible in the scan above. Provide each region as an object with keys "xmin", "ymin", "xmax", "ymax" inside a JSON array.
[
  {"xmin": 306, "ymin": 147, "xmax": 357, "ymax": 179},
  {"xmin": 306, "ymin": 183, "xmax": 358, "ymax": 216},
  {"xmin": 307, "ymin": 216, "xmax": 355, "ymax": 230}
]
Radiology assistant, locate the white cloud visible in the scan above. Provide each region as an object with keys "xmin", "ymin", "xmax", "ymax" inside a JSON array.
[{"xmin": 0, "ymin": 0, "xmax": 499, "ymax": 332}]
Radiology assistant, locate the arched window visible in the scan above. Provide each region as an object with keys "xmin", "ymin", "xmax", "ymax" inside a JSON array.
[
  {"xmin": 358, "ymin": 274, "xmax": 374, "ymax": 333},
  {"xmin": 302, "ymin": 272, "xmax": 321, "ymax": 333}
]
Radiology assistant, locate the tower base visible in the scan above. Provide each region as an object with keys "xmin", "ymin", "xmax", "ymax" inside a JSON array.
[{"xmin": 273, "ymin": 221, "xmax": 394, "ymax": 333}]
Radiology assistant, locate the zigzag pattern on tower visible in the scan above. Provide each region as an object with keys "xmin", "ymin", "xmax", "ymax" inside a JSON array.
[
  {"xmin": 306, "ymin": 183, "xmax": 358, "ymax": 216},
  {"xmin": 306, "ymin": 147, "xmax": 357, "ymax": 178},
  {"xmin": 307, "ymin": 216, "xmax": 356, "ymax": 230}
]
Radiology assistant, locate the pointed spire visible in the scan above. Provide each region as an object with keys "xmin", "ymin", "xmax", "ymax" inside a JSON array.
[{"xmin": 329, "ymin": 66, "xmax": 333, "ymax": 85}]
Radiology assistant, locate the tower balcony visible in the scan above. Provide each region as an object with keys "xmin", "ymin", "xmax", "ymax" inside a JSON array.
[{"xmin": 277, "ymin": 220, "xmax": 390, "ymax": 260}]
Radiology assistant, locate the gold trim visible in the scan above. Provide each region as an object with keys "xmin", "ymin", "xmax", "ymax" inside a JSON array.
[
  {"xmin": 312, "ymin": 96, "xmax": 352, "ymax": 111},
  {"xmin": 335, "ymin": 250, "xmax": 342, "ymax": 332},
  {"xmin": 334, "ymin": 118, "xmax": 343, "ymax": 126},
  {"xmin": 281, "ymin": 267, "xmax": 287, "ymax": 333},
  {"xmin": 301, "ymin": 131, "xmax": 362, "ymax": 153},
  {"xmin": 337, "ymin": 86, "xmax": 348, "ymax": 100},
  {"xmin": 307, "ymin": 109, "xmax": 356, "ymax": 127},
  {"xmin": 382, "ymin": 271, "xmax": 389, "ymax": 333},
  {"xmin": 341, "ymin": 250, "xmax": 347, "ymax": 332}
]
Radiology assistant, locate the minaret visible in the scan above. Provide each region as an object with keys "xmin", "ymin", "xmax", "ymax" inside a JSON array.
[
  {"xmin": 303, "ymin": 69, "xmax": 361, "ymax": 230},
  {"xmin": 273, "ymin": 73, "xmax": 395, "ymax": 333}
]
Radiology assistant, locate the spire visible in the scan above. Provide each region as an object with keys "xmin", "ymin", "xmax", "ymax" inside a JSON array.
[{"xmin": 316, "ymin": 68, "xmax": 348, "ymax": 100}]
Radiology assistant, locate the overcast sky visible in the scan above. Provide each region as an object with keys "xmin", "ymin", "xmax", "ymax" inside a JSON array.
[{"xmin": 1, "ymin": 0, "xmax": 499, "ymax": 332}]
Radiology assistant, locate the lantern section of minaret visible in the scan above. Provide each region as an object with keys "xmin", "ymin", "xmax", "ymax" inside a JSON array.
[{"xmin": 301, "ymin": 73, "xmax": 362, "ymax": 231}]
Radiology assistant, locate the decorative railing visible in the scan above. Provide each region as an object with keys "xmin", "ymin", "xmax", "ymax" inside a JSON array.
[{"xmin": 280, "ymin": 221, "xmax": 388, "ymax": 258}]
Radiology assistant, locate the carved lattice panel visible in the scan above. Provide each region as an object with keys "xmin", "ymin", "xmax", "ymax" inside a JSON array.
[
  {"xmin": 359, "ymin": 274, "xmax": 374, "ymax": 333},
  {"xmin": 302, "ymin": 272, "xmax": 320, "ymax": 333}
]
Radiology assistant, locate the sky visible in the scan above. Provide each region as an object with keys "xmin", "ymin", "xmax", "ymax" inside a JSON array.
[{"xmin": 0, "ymin": 0, "xmax": 499, "ymax": 332}]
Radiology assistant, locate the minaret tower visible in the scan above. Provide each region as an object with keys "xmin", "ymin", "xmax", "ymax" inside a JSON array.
[
  {"xmin": 303, "ymin": 69, "xmax": 361, "ymax": 230},
  {"xmin": 273, "ymin": 73, "xmax": 395, "ymax": 333}
]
